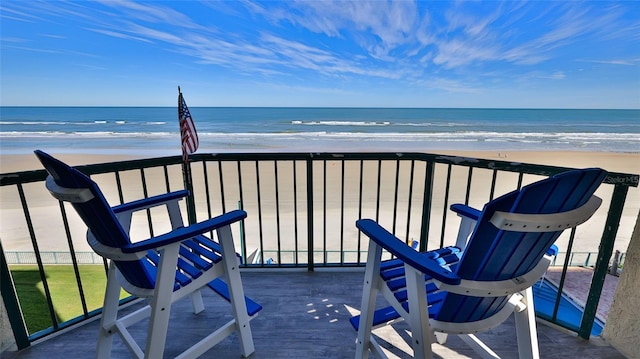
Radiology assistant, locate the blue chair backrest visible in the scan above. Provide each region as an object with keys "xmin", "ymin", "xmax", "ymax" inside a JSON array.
[
  {"xmin": 35, "ymin": 150, "xmax": 155, "ymax": 289},
  {"xmin": 436, "ymin": 168, "xmax": 607, "ymax": 323}
]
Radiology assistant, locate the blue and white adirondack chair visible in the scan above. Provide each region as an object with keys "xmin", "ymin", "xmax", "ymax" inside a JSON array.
[
  {"xmin": 35, "ymin": 150, "xmax": 262, "ymax": 359},
  {"xmin": 351, "ymin": 168, "xmax": 607, "ymax": 358}
]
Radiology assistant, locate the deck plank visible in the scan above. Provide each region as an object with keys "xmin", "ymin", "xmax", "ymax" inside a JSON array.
[{"xmin": 6, "ymin": 271, "xmax": 624, "ymax": 359}]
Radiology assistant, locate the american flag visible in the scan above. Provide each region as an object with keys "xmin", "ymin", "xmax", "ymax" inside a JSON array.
[{"xmin": 178, "ymin": 88, "xmax": 198, "ymax": 163}]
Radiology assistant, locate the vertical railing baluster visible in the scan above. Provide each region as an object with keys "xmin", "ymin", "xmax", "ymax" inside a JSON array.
[
  {"xmin": 375, "ymin": 160, "xmax": 382, "ymax": 222},
  {"xmin": 306, "ymin": 156, "xmax": 314, "ymax": 271},
  {"xmin": 340, "ymin": 160, "xmax": 346, "ymax": 265},
  {"xmin": 236, "ymin": 161, "xmax": 247, "ymax": 262},
  {"xmin": 517, "ymin": 172, "xmax": 524, "ymax": 189},
  {"xmin": 115, "ymin": 171, "xmax": 124, "ymax": 204},
  {"xmin": 58, "ymin": 202, "xmax": 89, "ymax": 317},
  {"xmin": 553, "ymin": 227, "xmax": 578, "ymax": 322},
  {"xmin": 464, "ymin": 167, "xmax": 473, "ymax": 206},
  {"xmin": 489, "ymin": 169, "xmax": 498, "ymax": 201},
  {"xmin": 404, "ymin": 160, "xmax": 416, "ymax": 250},
  {"xmin": 18, "ymin": 183, "xmax": 58, "ymax": 331},
  {"xmin": 419, "ymin": 161, "xmax": 435, "ymax": 251},
  {"xmin": 163, "ymin": 165, "xmax": 171, "ymax": 193},
  {"xmin": 439, "ymin": 165, "xmax": 453, "ymax": 248},
  {"xmin": 218, "ymin": 161, "xmax": 226, "ymax": 213},
  {"xmin": 323, "ymin": 160, "xmax": 327, "ymax": 264},
  {"xmin": 274, "ymin": 160, "xmax": 282, "ymax": 266},
  {"xmin": 254, "ymin": 161, "xmax": 265, "ymax": 266},
  {"xmin": 392, "ymin": 159, "xmax": 400, "ymax": 236},
  {"xmin": 293, "ymin": 161, "xmax": 300, "ymax": 266},
  {"xmin": 357, "ymin": 160, "xmax": 365, "ymax": 264},
  {"xmin": 139, "ymin": 168, "xmax": 153, "ymax": 236},
  {"xmin": 202, "ymin": 161, "xmax": 213, "ymax": 221}
]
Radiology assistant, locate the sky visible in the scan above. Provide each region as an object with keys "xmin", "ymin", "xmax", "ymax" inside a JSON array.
[{"xmin": 1, "ymin": 0, "xmax": 639, "ymax": 109}]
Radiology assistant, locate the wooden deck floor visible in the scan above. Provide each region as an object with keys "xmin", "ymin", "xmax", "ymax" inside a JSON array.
[{"xmin": 7, "ymin": 271, "xmax": 624, "ymax": 359}]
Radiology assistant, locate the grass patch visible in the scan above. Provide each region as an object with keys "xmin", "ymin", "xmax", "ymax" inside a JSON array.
[{"xmin": 10, "ymin": 264, "xmax": 130, "ymax": 334}]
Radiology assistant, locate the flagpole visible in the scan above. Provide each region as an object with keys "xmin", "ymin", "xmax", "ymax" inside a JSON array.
[
  {"xmin": 182, "ymin": 148, "xmax": 197, "ymax": 225},
  {"xmin": 179, "ymin": 86, "xmax": 197, "ymax": 225}
]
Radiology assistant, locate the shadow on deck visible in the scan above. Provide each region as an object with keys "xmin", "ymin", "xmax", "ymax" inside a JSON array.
[{"xmin": 6, "ymin": 271, "xmax": 624, "ymax": 358}]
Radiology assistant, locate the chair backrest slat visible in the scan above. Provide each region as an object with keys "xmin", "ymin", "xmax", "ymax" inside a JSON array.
[
  {"xmin": 436, "ymin": 168, "xmax": 607, "ymax": 323},
  {"xmin": 35, "ymin": 150, "xmax": 155, "ymax": 289}
]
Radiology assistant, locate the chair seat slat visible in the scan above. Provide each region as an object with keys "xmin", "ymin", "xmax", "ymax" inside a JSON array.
[
  {"xmin": 190, "ymin": 236, "xmax": 223, "ymax": 263},
  {"xmin": 179, "ymin": 243, "xmax": 214, "ymax": 270},
  {"xmin": 207, "ymin": 279, "xmax": 263, "ymax": 316},
  {"xmin": 146, "ymin": 250, "xmax": 191, "ymax": 289}
]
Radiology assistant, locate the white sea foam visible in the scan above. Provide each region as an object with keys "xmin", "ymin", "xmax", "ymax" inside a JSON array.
[
  {"xmin": 2, "ymin": 107, "xmax": 637, "ymax": 154},
  {"xmin": 291, "ymin": 120, "xmax": 391, "ymax": 126},
  {"xmin": 1, "ymin": 121, "xmax": 68, "ymax": 125},
  {"xmin": 2, "ymin": 130, "xmax": 638, "ymax": 142}
]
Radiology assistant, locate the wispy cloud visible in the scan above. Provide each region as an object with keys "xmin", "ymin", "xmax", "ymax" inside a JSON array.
[
  {"xmin": 86, "ymin": 28, "xmax": 152, "ymax": 43},
  {"xmin": 1, "ymin": 0, "xmax": 638, "ymax": 107},
  {"xmin": 546, "ymin": 71, "xmax": 566, "ymax": 80},
  {"xmin": 250, "ymin": 0, "xmax": 425, "ymax": 60},
  {"xmin": 582, "ymin": 59, "xmax": 640, "ymax": 66},
  {"xmin": 415, "ymin": 76, "xmax": 483, "ymax": 94},
  {"xmin": 0, "ymin": 44, "xmax": 98, "ymax": 58},
  {"xmin": 96, "ymin": 0, "xmax": 207, "ymax": 31}
]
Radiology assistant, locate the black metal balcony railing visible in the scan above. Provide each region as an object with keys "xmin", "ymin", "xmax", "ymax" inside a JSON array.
[
  {"xmin": 4, "ymin": 249, "xmax": 622, "ymax": 268},
  {"xmin": 1, "ymin": 152, "xmax": 638, "ymax": 349}
]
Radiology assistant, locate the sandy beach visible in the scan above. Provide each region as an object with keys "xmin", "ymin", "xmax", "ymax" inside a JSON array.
[{"xmin": 1, "ymin": 150, "xmax": 638, "ymax": 261}]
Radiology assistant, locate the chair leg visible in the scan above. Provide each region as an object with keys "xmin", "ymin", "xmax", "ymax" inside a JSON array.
[
  {"xmin": 514, "ymin": 288, "xmax": 540, "ymax": 359},
  {"xmin": 217, "ymin": 225, "xmax": 255, "ymax": 358},
  {"xmin": 355, "ymin": 241, "xmax": 383, "ymax": 359},
  {"xmin": 96, "ymin": 262, "xmax": 122, "ymax": 359},
  {"xmin": 404, "ymin": 264, "xmax": 433, "ymax": 358},
  {"xmin": 434, "ymin": 332, "xmax": 448, "ymax": 344},
  {"xmin": 144, "ymin": 245, "xmax": 180, "ymax": 359},
  {"xmin": 458, "ymin": 334, "xmax": 500, "ymax": 359},
  {"xmin": 190, "ymin": 290, "xmax": 205, "ymax": 314}
]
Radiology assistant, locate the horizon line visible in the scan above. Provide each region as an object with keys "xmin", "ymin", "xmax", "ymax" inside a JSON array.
[{"xmin": 1, "ymin": 106, "xmax": 639, "ymax": 111}]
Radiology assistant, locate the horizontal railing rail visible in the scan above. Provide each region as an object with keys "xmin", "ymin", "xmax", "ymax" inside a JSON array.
[{"xmin": 1, "ymin": 152, "xmax": 638, "ymax": 348}]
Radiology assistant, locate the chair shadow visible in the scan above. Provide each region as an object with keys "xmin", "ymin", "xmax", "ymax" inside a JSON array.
[{"xmin": 10, "ymin": 268, "xmax": 62, "ymax": 334}]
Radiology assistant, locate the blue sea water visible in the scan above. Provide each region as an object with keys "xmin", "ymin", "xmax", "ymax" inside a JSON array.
[{"xmin": 1, "ymin": 107, "xmax": 638, "ymax": 155}]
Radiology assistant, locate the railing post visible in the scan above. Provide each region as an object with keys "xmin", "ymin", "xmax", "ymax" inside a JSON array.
[
  {"xmin": 182, "ymin": 161, "xmax": 197, "ymax": 225},
  {"xmin": 306, "ymin": 156, "xmax": 314, "ymax": 271},
  {"xmin": 1, "ymin": 242, "xmax": 30, "ymax": 350},
  {"xmin": 418, "ymin": 161, "xmax": 435, "ymax": 251},
  {"xmin": 585, "ymin": 253, "xmax": 591, "ymax": 267},
  {"xmin": 579, "ymin": 184, "xmax": 629, "ymax": 339}
]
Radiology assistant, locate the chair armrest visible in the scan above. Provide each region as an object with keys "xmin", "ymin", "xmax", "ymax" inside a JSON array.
[
  {"xmin": 121, "ymin": 210, "xmax": 247, "ymax": 253},
  {"xmin": 450, "ymin": 204, "xmax": 481, "ymax": 249},
  {"xmin": 112, "ymin": 190, "xmax": 189, "ymax": 214},
  {"xmin": 356, "ymin": 219, "xmax": 461, "ymax": 285},
  {"xmin": 450, "ymin": 203, "xmax": 481, "ymax": 221}
]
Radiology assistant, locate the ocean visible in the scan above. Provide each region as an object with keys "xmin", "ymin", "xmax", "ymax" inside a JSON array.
[{"xmin": 1, "ymin": 107, "xmax": 638, "ymax": 155}]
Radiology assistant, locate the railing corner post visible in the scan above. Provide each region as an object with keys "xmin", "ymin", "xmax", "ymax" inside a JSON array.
[
  {"xmin": 579, "ymin": 184, "xmax": 628, "ymax": 339},
  {"xmin": 1, "ymin": 242, "xmax": 30, "ymax": 350}
]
